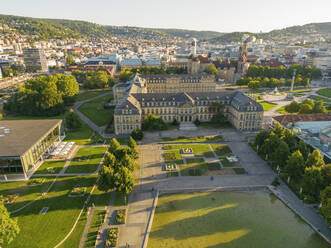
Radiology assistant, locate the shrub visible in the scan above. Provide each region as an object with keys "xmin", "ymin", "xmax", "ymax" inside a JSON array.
[
  {"xmin": 131, "ymin": 129, "xmax": 143, "ymax": 141},
  {"xmin": 106, "ymin": 227, "xmax": 119, "ymax": 247},
  {"xmin": 271, "ymin": 176, "xmax": 280, "ymax": 187},
  {"xmin": 115, "ymin": 209, "xmax": 126, "ymax": 224}
]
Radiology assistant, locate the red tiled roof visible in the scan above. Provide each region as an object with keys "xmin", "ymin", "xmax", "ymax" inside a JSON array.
[{"xmin": 273, "ymin": 114, "xmax": 331, "ymax": 125}]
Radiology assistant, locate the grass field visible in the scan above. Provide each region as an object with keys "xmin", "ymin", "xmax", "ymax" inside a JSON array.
[
  {"xmin": 114, "ymin": 191, "xmax": 128, "ymax": 206},
  {"xmin": 309, "ymin": 95, "xmax": 331, "ymax": 103},
  {"xmin": 276, "ymin": 106, "xmax": 288, "ymax": 114},
  {"xmin": 317, "ymin": 88, "xmax": 331, "ymax": 98},
  {"xmin": 164, "ymin": 144, "xmax": 214, "ymax": 158},
  {"xmin": 75, "ymin": 90, "xmax": 111, "ymax": 102},
  {"xmin": 65, "ymin": 146, "xmax": 107, "ymax": 174},
  {"xmin": 211, "ymin": 144, "xmax": 232, "ymax": 157},
  {"xmin": 259, "ymin": 101, "xmax": 278, "ymax": 111},
  {"xmin": 84, "ymin": 210, "xmax": 106, "ymax": 248},
  {"xmin": 78, "ymin": 94, "xmax": 114, "ymax": 127},
  {"xmin": 3, "ymin": 176, "xmax": 96, "ymax": 248},
  {"xmin": 148, "ymin": 191, "xmax": 329, "ymax": 248},
  {"xmin": 34, "ymin": 160, "xmax": 66, "ymax": 175},
  {"xmin": 180, "ymin": 158, "xmax": 207, "ymax": 176}
]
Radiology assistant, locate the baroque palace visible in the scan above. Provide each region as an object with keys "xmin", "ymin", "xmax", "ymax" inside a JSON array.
[{"xmin": 113, "ymin": 73, "xmax": 263, "ymax": 135}]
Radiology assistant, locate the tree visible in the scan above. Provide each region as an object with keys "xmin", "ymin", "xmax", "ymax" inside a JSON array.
[
  {"xmin": 131, "ymin": 129, "xmax": 143, "ymax": 141},
  {"xmin": 97, "ymin": 166, "xmax": 116, "ymax": 192},
  {"xmin": 320, "ymin": 185, "xmax": 331, "ymax": 224},
  {"xmin": 303, "ymin": 166, "xmax": 324, "ymax": 202},
  {"xmin": 65, "ymin": 55, "xmax": 76, "ymax": 66},
  {"xmin": 285, "ymin": 150, "xmax": 305, "ymax": 182},
  {"xmin": 113, "ymin": 146, "xmax": 133, "ymax": 161},
  {"xmin": 0, "ymin": 113, "xmax": 2, "ymax": 120},
  {"xmin": 103, "ymin": 152, "xmax": 116, "ymax": 168},
  {"xmin": 299, "ymin": 104, "xmax": 313, "ymax": 114},
  {"xmin": 108, "ymin": 138, "xmax": 121, "ymax": 154},
  {"xmin": 248, "ymin": 80, "xmax": 260, "ymax": 89},
  {"xmin": 271, "ymin": 140, "xmax": 290, "ymax": 169},
  {"xmin": 306, "ymin": 150, "xmax": 325, "ymax": 168},
  {"xmin": 128, "ymin": 136, "xmax": 138, "ymax": 159},
  {"xmin": 255, "ymin": 129, "xmax": 269, "ymax": 149},
  {"xmin": 142, "ymin": 114, "xmax": 167, "ymax": 130},
  {"xmin": 204, "ymin": 64, "xmax": 218, "ymax": 76},
  {"xmin": 285, "ymin": 101, "xmax": 300, "ymax": 113},
  {"xmin": 65, "ymin": 109, "xmax": 81, "ymax": 130},
  {"xmin": 313, "ymin": 100, "xmax": 327, "ymax": 113},
  {"xmin": 298, "ymin": 140, "xmax": 310, "ymax": 160},
  {"xmin": 119, "ymin": 68, "xmax": 133, "ymax": 82},
  {"xmin": 55, "ymin": 74, "xmax": 79, "ymax": 103},
  {"xmin": 0, "ymin": 198, "xmax": 20, "ymax": 246},
  {"xmin": 322, "ymin": 164, "xmax": 331, "ymax": 187},
  {"xmin": 84, "ymin": 71, "xmax": 109, "ymax": 89},
  {"xmin": 118, "ymin": 153, "xmax": 135, "ymax": 171},
  {"xmin": 114, "ymin": 167, "xmax": 135, "ymax": 196}
]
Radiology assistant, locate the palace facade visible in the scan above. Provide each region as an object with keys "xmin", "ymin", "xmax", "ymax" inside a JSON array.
[{"xmin": 113, "ymin": 74, "xmax": 263, "ymax": 135}]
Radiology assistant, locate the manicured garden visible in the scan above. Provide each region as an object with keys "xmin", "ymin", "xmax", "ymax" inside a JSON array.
[
  {"xmin": 258, "ymin": 101, "xmax": 278, "ymax": 111},
  {"xmin": 84, "ymin": 210, "xmax": 106, "ymax": 248},
  {"xmin": 164, "ymin": 144, "xmax": 214, "ymax": 158},
  {"xmin": 2, "ymin": 176, "xmax": 96, "ymax": 248},
  {"xmin": 148, "ymin": 191, "xmax": 329, "ymax": 248},
  {"xmin": 34, "ymin": 160, "xmax": 66, "ymax": 174},
  {"xmin": 317, "ymin": 88, "xmax": 331, "ymax": 98},
  {"xmin": 211, "ymin": 144, "xmax": 232, "ymax": 157},
  {"xmin": 65, "ymin": 146, "xmax": 107, "ymax": 174},
  {"xmin": 78, "ymin": 94, "xmax": 114, "ymax": 127}
]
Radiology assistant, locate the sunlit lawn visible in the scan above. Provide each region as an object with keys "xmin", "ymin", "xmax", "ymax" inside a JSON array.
[
  {"xmin": 164, "ymin": 144, "xmax": 214, "ymax": 158},
  {"xmin": 84, "ymin": 210, "xmax": 106, "ymax": 248},
  {"xmin": 317, "ymin": 88, "xmax": 331, "ymax": 98},
  {"xmin": 78, "ymin": 94, "xmax": 114, "ymax": 127},
  {"xmin": 180, "ymin": 158, "xmax": 207, "ymax": 176},
  {"xmin": 148, "ymin": 191, "xmax": 329, "ymax": 248},
  {"xmin": 258, "ymin": 101, "xmax": 278, "ymax": 111},
  {"xmin": 4, "ymin": 176, "xmax": 96, "ymax": 248},
  {"xmin": 65, "ymin": 146, "xmax": 107, "ymax": 174},
  {"xmin": 34, "ymin": 160, "xmax": 66, "ymax": 175}
]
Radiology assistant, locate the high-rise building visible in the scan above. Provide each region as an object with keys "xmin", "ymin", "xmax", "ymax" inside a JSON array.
[{"xmin": 23, "ymin": 47, "xmax": 48, "ymax": 72}]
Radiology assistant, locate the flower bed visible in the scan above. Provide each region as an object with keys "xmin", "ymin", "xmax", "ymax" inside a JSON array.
[
  {"xmin": 165, "ymin": 163, "xmax": 177, "ymax": 171},
  {"xmin": 180, "ymin": 148, "xmax": 193, "ymax": 154},
  {"xmin": 106, "ymin": 227, "xmax": 119, "ymax": 247},
  {"xmin": 115, "ymin": 209, "xmax": 126, "ymax": 224}
]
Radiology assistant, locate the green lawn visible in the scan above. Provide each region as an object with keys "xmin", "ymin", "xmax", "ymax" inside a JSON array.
[
  {"xmin": 211, "ymin": 144, "xmax": 232, "ymax": 157},
  {"xmin": 76, "ymin": 90, "xmax": 111, "ymax": 102},
  {"xmin": 181, "ymin": 158, "xmax": 207, "ymax": 176},
  {"xmin": 65, "ymin": 146, "xmax": 107, "ymax": 174},
  {"xmin": 164, "ymin": 144, "xmax": 214, "ymax": 158},
  {"xmin": 220, "ymin": 158, "xmax": 240, "ymax": 168},
  {"xmin": 276, "ymin": 106, "xmax": 289, "ymax": 114},
  {"xmin": 309, "ymin": 95, "xmax": 331, "ymax": 103},
  {"xmin": 164, "ymin": 150, "xmax": 182, "ymax": 162},
  {"xmin": 317, "ymin": 88, "xmax": 331, "ymax": 98},
  {"xmin": 161, "ymin": 135, "xmax": 223, "ymax": 143},
  {"xmin": 84, "ymin": 210, "xmax": 106, "ymax": 248},
  {"xmin": 89, "ymin": 187, "xmax": 112, "ymax": 207},
  {"xmin": 78, "ymin": 94, "xmax": 114, "ymax": 127},
  {"xmin": 258, "ymin": 101, "xmax": 278, "ymax": 111},
  {"xmin": 4, "ymin": 176, "xmax": 96, "ymax": 248},
  {"xmin": 34, "ymin": 160, "xmax": 66, "ymax": 175},
  {"xmin": 148, "ymin": 191, "xmax": 329, "ymax": 248}
]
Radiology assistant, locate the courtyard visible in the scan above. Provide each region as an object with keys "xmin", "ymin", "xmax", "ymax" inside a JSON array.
[{"xmin": 148, "ymin": 191, "xmax": 330, "ymax": 248}]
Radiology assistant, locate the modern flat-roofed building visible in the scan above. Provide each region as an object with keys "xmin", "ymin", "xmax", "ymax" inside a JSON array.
[
  {"xmin": 0, "ymin": 119, "xmax": 63, "ymax": 180},
  {"xmin": 23, "ymin": 47, "xmax": 48, "ymax": 72}
]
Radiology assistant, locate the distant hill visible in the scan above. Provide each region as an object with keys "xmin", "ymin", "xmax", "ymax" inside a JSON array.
[{"xmin": 0, "ymin": 14, "xmax": 330, "ymax": 42}]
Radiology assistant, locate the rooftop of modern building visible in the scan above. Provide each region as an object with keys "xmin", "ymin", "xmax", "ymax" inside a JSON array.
[
  {"xmin": 273, "ymin": 113, "xmax": 331, "ymax": 126},
  {"xmin": 0, "ymin": 119, "xmax": 62, "ymax": 157}
]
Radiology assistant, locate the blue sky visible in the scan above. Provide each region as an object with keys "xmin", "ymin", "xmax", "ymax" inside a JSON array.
[{"xmin": 1, "ymin": 0, "xmax": 331, "ymax": 32}]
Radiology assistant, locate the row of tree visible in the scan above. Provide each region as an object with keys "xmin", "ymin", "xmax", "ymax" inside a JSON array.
[
  {"xmin": 238, "ymin": 76, "xmax": 310, "ymax": 89},
  {"xmin": 71, "ymin": 70, "xmax": 115, "ymax": 89},
  {"xmin": 4, "ymin": 74, "xmax": 79, "ymax": 116},
  {"xmin": 119, "ymin": 66, "xmax": 188, "ymax": 82},
  {"xmin": 254, "ymin": 124, "xmax": 330, "ymax": 222},
  {"xmin": 246, "ymin": 64, "xmax": 322, "ymax": 80},
  {"xmin": 97, "ymin": 137, "xmax": 138, "ymax": 202},
  {"xmin": 1, "ymin": 63, "xmax": 25, "ymax": 78},
  {"xmin": 285, "ymin": 99, "xmax": 327, "ymax": 114}
]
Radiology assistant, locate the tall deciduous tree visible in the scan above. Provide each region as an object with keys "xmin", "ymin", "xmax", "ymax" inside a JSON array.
[
  {"xmin": 285, "ymin": 150, "xmax": 305, "ymax": 182},
  {"xmin": 306, "ymin": 150, "xmax": 325, "ymax": 168},
  {"xmin": 64, "ymin": 109, "xmax": 81, "ymax": 130},
  {"xmin": 0, "ymin": 198, "xmax": 20, "ymax": 246},
  {"xmin": 320, "ymin": 186, "xmax": 331, "ymax": 224},
  {"xmin": 303, "ymin": 166, "xmax": 324, "ymax": 201},
  {"xmin": 108, "ymin": 138, "xmax": 121, "ymax": 154}
]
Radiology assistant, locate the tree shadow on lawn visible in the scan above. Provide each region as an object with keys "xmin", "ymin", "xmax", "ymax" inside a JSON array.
[{"xmin": 7, "ymin": 176, "xmax": 96, "ymax": 217}]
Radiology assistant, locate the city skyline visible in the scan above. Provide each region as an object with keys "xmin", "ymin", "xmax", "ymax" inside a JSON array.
[{"xmin": 1, "ymin": 0, "xmax": 331, "ymax": 33}]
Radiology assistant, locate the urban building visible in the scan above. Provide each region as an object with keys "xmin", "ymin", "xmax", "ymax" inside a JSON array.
[
  {"xmin": 114, "ymin": 90, "xmax": 263, "ymax": 135},
  {"xmin": 0, "ymin": 119, "xmax": 63, "ymax": 180},
  {"xmin": 23, "ymin": 47, "xmax": 48, "ymax": 72}
]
